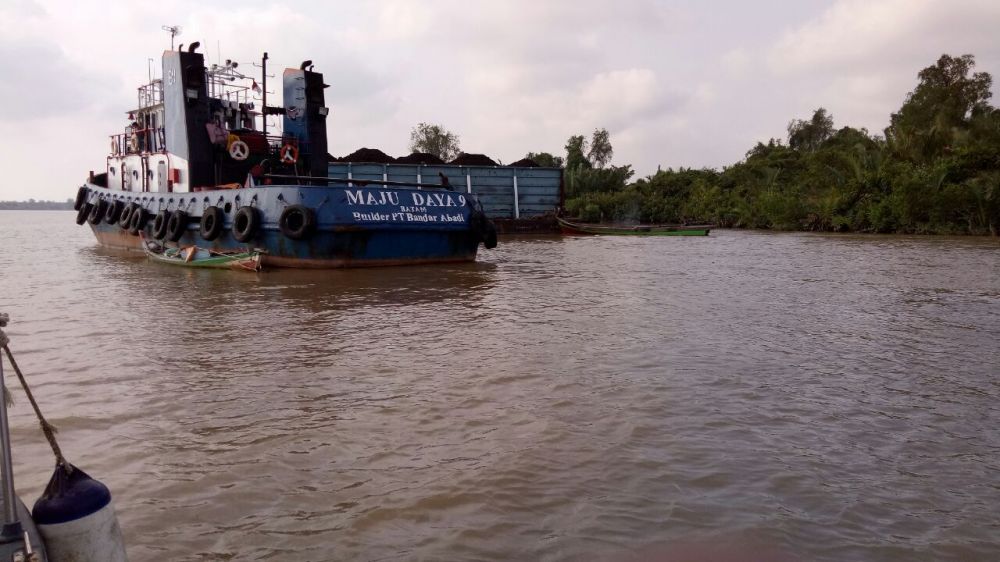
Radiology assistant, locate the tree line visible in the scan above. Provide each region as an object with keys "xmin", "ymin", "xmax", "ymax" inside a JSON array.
[
  {"xmin": 0, "ymin": 199, "xmax": 73, "ymax": 210},
  {"xmin": 538, "ymin": 54, "xmax": 999, "ymax": 235}
]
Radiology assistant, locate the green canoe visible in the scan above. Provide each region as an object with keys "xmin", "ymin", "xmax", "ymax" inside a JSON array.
[{"xmin": 141, "ymin": 235, "xmax": 262, "ymax": 271}]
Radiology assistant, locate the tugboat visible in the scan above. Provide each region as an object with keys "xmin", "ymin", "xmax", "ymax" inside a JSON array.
[{"xmin": 72, "ymin": 43, "xmax": 497, "ymax": 268}]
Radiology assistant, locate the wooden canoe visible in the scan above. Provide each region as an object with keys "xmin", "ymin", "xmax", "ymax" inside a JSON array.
[
  {"xmin": 141, "ymin": 235, "xmax": 262, "ymax": 271},
  {"xmin": 557, "ymin": 217, "xmax": 712, "ymax": 236}
]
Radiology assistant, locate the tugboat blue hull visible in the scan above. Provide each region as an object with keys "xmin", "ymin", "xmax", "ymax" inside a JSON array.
[{"xmin": 80, "ymin": 183, "xmax": 484, "ymax": 268}]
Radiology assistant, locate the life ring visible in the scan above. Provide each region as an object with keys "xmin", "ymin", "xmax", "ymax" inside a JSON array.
[
  {"xmin": 75, "ymin": 203, "xmax": 91, "ymax": 225},
  {"xmin": 279, "ymin": 143, "xmax": 299, "ymax": 164},
  {"xmin": 151, "ymin": 210, "xmax": 170, "ymax": 239},
  {"xmin": 229, "ymin": 140, "xmax": 250, "ymax": 161},
  {"xmin": 128, "ymin": 205, "xmax": 146, "ymax": 235},
  {"xmin": 200, "ymin": 206, "xmax": 224, "ymax": 241},
  {"xmin": 87, "ymin": 199, "xmax": 107, "ymax": 225},
  {"xmin": 118, "ymin": 203, "xmax": 134, "ymax": 229},
  {"xmin": 166, "ymin": 210, "xmax": 188, "ymax": 242},
  {"xmin": 74, "ymin": 186, "xmax": 89, "ymax": 211},
  {"xmin": 103, "ymin": 200, "xmax": 124, "ymax": 224},
  {"xmin": 232, "ymin": 206, "xmax": 259, "ymax": 242},
  {"xmin": 129, "ymin": 135, "xmax": 139, "ymax": 153},
  {"xmin": 278, "ymin": 204, "xmax": 315, "ymax": 240},
  {"xmin": 110, "ymin": 138, "xmax": 119, "ymax": 156}
]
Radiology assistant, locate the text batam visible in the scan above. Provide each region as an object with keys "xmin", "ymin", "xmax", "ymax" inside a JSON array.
[{"xmin": 345, "ymin": 189, "xmax": 468, "ymax": 224}]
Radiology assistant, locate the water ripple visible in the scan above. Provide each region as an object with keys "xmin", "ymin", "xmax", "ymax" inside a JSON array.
[{"xmin": 1, "ymin": 213, "xmax": 999, "ymax": 561}]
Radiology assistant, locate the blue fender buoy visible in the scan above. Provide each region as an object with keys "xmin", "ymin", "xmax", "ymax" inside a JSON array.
[{"xmin": 31, "ymin": 464, "xmax": 127, "ymax": 561}]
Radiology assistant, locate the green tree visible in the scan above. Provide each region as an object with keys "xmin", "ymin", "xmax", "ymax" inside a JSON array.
[
  {"xmin": 787, "ymin": 108, "xmax": 834, "ymax": 152},
  {"xmin": 565, "ymin": 135, "xmax": 590, "ymax": 171},
  {"xmin": 562, "ymin": 53, "xmax": 998, "ymax": 235},
  {"xmin": 565, "ymin": 165, "xmax": 634, "ymax": 197},
  {"xmin": 886, "ymin": 54, "xmax": 993, "ymax": 161},
  {"xmin": 525, "ymin": 152, "xmax": 564, "ymax": 168},
  {"xmin": 587, "ymin": 128, "xmax": 614, "ymax": 168},
  {"xmin": 409, "ymin": 123, "xmax": 461, "ymax": 161}
]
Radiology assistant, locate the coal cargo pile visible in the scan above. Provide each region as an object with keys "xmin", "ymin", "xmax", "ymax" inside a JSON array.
[
  {"xmin": 395, "ymin": 152, "xmax": 445, "ymax": 165},
  {"xmin": 449, "ymin": 153, "xmax": 498, "ymax": 166},
  {"xmin": 507, "ymin": 158, "xmax": 539, "ymax": 168},
  {"xmin": 340, "ymin": 147, "xmax": 396, "ymax": 163}
]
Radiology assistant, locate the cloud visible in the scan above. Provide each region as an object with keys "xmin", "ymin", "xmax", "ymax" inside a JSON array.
[
  {"xmin": 3, "ymin": 0, "xmax": 1000, "ymax": 200},
  {"xmin": 769, "ymin": 0, "xmax": 1000, "ymax": 74},
  {"xmin": 577, "ymin": 69, "xmax": 668, "ymax": 127},
  {"xmin": 454, "ymin": 67, "xmax": 687, "ymax": 165},
  {"xmin": 0, "ymin": 37, "xmax": 122, "ymax": 121},
  {"xmin": 374, "ymin": 1, "xmax": 434, "ymax": 40},
  {"xmin": 721, "ymin": 48, "xmax": 755, "ymax": 78},
  {"xmin": 764, "ymin": 0, "xmax": 1000, "ymax": 134},
  {"xmin": 0, "ymin": 0, "xmax": 46, "ymax": 19}
]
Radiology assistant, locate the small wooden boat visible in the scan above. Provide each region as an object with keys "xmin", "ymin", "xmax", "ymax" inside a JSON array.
[
  {"xmin": 141, "ymin": 235, "xmax": 262, "ymax": 271},
  {"xmin": 557, "ymin": 217, "xmax": 713, "ymax": 236}
]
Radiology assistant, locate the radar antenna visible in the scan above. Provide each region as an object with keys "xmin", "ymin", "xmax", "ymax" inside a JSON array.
[{"xmin": 161, "ymin": 25, "xmax": 182, "ymax": 50}]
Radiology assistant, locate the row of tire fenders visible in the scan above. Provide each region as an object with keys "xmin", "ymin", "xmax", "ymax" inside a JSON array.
[{"xmin": 73, "ymin": 186, "xmax": 316, "ymax": 242}]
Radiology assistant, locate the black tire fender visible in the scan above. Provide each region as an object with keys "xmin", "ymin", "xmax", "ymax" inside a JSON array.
[
  {"xmin": 103, "ymin": 200, "xmax": 124, "ymax": 224},
  {"xmin": 166, "ymin": 210, "xmax": 188, "ymax": 242},
  {"xmin": 278, "ymin": 204, "xmax": 316, "ymax": 240},
  {"xmin": 74, "ymin": 186, "xmax": 89, "ymax": 211},
  {"xmin": 232, "ymin": 206, "xmax": 260, "ymax": 243},
  {"xmin": 87, "ymin": 199, "xmax": 107, "ymax": 225},
  {"xmin": 152, "ymin": 210, "xmax": 170, "ymax": 240},
  {"xmin": 75, "ymin": 203, "xmax": 91, "ymax": 225},
  {"xmin": 200, "ymin": 206, "xmax": 224, "ymax": 241},
  {"xmin": 483, "ymin": 221, "xmax": 498, "ymax": 249},
  {"xmin": 128, "ymin": 206, "xmax": 146, "ymax": 235},
  {"xmin": 118, "ymin": 203, "xmax": 135, "ymax": 229}
]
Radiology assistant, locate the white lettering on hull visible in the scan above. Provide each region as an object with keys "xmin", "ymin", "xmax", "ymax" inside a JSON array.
[{"xmin": 344, "ymin": 188, "xmax": 469, "ymax": 224}]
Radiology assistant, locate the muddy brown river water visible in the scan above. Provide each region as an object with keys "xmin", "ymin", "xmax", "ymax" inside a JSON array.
[{"xmin": 1, "ymin": 211, "xmax": 998, "ymax": 561}]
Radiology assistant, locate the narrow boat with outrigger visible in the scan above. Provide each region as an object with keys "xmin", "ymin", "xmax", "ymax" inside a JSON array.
[
  {"xmin": 0, "ymin": 314, "xmax": 128, "ymax": 561},
  {"xmin": 72, "ymin": 41, "xmax": 498, "ymax": 268},
  {"xmin": 140, "ymin": 233, "xmax": 262, "ymax": 271},
  {"xmin": 557, "ymin": 216, "xmax": 713, "ymax": 236}
]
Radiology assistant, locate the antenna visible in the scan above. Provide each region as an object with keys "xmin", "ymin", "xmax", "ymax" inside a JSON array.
[{"xmin": 161, "ymin": 25, "xmax": 182, "ymax": 50}]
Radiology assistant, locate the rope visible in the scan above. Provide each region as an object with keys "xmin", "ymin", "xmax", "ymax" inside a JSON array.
[
  {"xmin": 0, "ymin": 314, "xmax": 11, "ymax": 409},
  {"xmin": 0, "ymin": 314, "xmax": 69, "ymax": 471}
]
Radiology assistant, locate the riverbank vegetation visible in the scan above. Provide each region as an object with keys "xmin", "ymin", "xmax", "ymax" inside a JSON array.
[{"xmin": 552, "ymin": 54, "xmax": 999, "ymax": 235}]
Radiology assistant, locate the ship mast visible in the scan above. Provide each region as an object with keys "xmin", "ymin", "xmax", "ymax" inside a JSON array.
[{"xmin": 262, "ymin": 52, "xmax": 269, "ymax": 135}]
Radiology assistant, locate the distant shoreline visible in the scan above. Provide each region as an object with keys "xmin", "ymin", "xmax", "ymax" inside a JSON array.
[{"xmin": 0, "ymin": 201, "xmax": 73, "ymax": 210}]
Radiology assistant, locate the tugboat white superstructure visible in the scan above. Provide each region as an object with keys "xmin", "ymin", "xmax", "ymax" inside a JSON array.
[{"xmin": 74, "ymin": 43, "xmax": 497, "ymax": 268}]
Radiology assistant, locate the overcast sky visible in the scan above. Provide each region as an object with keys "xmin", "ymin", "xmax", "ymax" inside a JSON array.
[{"xmin": 1, "ymin": 0, "xmax": 998, "ymax": 201}]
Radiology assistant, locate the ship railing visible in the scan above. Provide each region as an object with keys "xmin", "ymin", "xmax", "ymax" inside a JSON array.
[
  {"xmin": 110, "ymin": 127, "xmax": 166, "ymax": 156},
  {"xmin": 207, "ymin": 63, "xmax": 256, "ymax": 107},
  {"xmin": 211, "ymin": 84, "xmax": 254, "ymax": 107},
  {"xmin": 137, "ymin": 80, "xmax": 164, "ymax": 110},
  {"xmin": 260, "ymin": 174, "xmax": 454, "ymax": 190}
]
